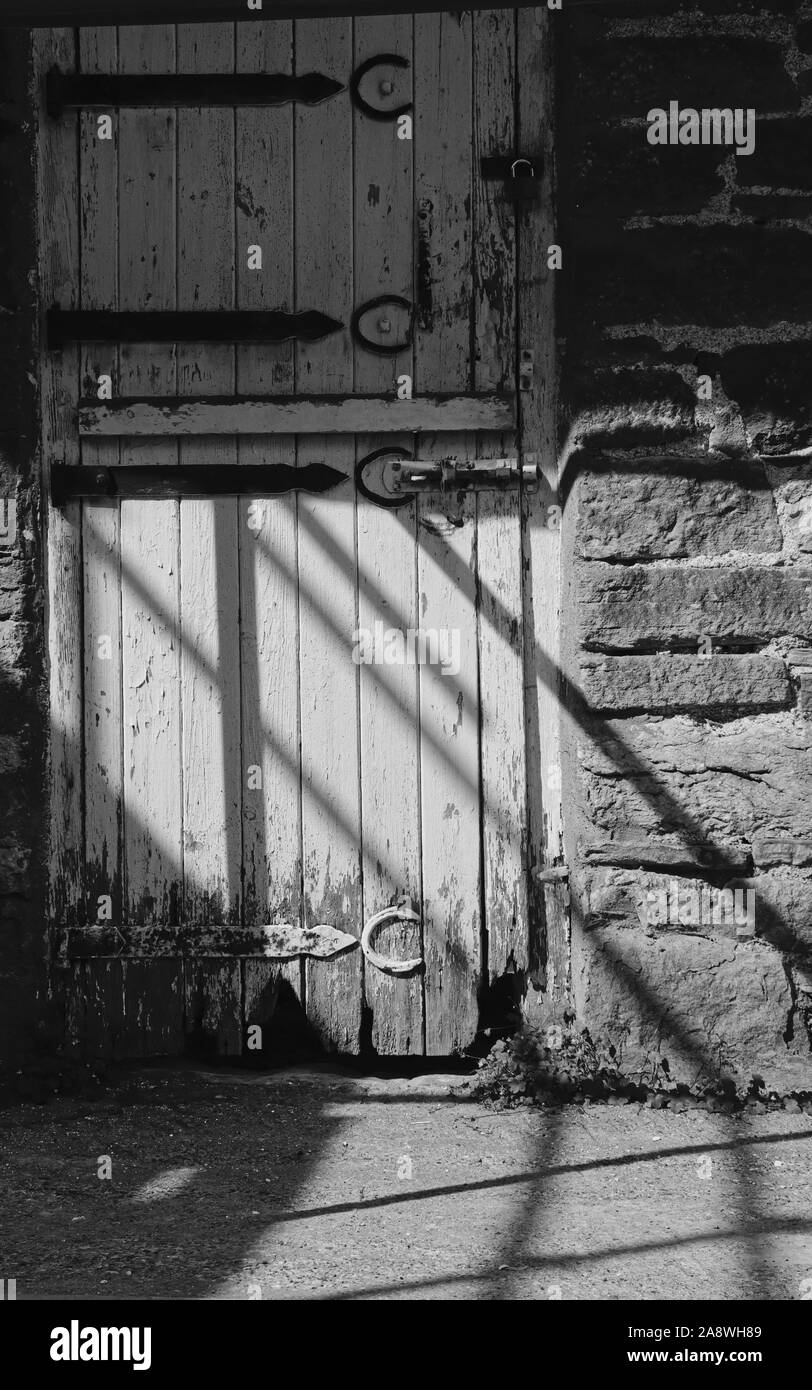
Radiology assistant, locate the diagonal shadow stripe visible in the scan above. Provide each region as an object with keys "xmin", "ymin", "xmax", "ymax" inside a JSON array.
[{"xmin": 312, "ymin": 1215, "xmax": 812, "ymax": 1301}]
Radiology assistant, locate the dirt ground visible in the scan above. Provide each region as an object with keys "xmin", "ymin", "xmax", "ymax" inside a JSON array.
[{"xmin": 1, "ymin": 1062, "xmax": 810, "ymax": 1301}]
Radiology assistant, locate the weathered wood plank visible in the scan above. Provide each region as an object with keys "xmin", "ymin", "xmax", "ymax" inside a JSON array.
[
  {"xmin": 296, "ymin": 16, "xmax": 363, "ymax": 1054},
  {"xmin": 36, "ymin": 26, "xmax": 84, "ymax": 952},
  {"xmin": 355, "ymin": 12, "xmax": 423, "ymax": 1055},
  {"xmin": 78, "ymin": 392, "xmax": 516, "ymax": 435},
  {"xmin": 79, "ymin": 25, "xmax": 123, "ymax": 930},
  {"xmin": 519, "ymin": 7, "xmax": 568, "ymax": 1003},
  {"xmin": 124, "ymin": 959, "xmax": 184, "ymax": 1055},
  {"xmin": 183, "ymin": 959, "xmax": 242, "ymax": 1053},
  {"xmin": 244, "ymin": 957, "xmax": 303, "ymax": 1054},
  {"xmin": 473, "ymin": 9, "xmax": 528, "ymax": 983},
  {"xmin": 414, "ymin": 11, "xmax": 481, "ymax": 1054},
  {"xmin": 118, "ymin": 24, "xmax": 185, "ymax": 1053},
  {"xmin": 77, "ymin": 960, "xmax": 127, "ymax": 1059},
  {"xmin": 236, "ymin": 15, "xmax": 302, "ymax": 1051},
  {"xmin": 176, "ymin": 22, "xmax": 243, "ymax": 1047},
  {"xmin": 6, "ymin": 0, "xmax": 523, "ymax": 26}
]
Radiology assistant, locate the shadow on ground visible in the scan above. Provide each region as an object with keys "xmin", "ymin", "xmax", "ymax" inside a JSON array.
[{"xmin": 1, "ymin": 1062, "xmax": 811, "ymax": 1301}]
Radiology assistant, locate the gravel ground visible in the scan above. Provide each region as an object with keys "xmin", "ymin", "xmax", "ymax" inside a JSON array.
[{"xmin": 2, "ymin": 1061, "xmax": 811, "ymax": 1301}]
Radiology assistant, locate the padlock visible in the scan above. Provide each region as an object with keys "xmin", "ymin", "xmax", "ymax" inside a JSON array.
[{"xmin": 506, "ymin": 158, "xmax": 542, "ymax": 206}]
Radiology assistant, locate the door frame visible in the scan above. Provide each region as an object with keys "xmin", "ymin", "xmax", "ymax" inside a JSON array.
[{"xmin": 34, "ymin": 8, "xmax": 565, "ymax": 1053}]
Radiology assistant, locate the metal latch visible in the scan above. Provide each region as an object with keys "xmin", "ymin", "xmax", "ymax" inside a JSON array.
[
  {"xmin": 481, "ymin": 154, "xmax": 543, "ymax": 207},
  {"xmin": 356, "ymin": 447, "xmax": 539, "ymax": 509}
]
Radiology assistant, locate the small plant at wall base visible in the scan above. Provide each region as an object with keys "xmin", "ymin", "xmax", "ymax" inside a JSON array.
[{"xmin": 471, "ymin": 1026, "xmax": 812, "ymax": 1113}]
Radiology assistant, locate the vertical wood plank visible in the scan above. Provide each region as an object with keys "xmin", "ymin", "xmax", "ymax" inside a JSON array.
[
  {"xmin": 79, "ymin": 26, "xmax": 123, "ymax": 933},
  {"xmin": 118, "ymin": 24, "xmax": 185, "ymax": 1053},
  {"xmin": 244, "ymin": 957, "xmax": 302, "ymax": 1055},
  {"xmin": 414, "ymin": 11, "xmax": 481, "ymax": 1054},
  {"xmin": 77, "ymin": 27, "xmax": 127, "ymax": 1051},
  {"xmin": 183, "ymin": 959, "xmax": 242, "ymax": 1054},
  {"xmin": 296, "ymin": 16, "xmax": 363, "ymax": 1054},
  {"xmin": 518, "ymin": 7, "xmax": 567, "ymax": 1002},
  {"xmin": 473, "ymin": 10, "xmax": 528, "ymax": 984},
  {"xmin": 236, "ymin": 17, "xmax": 303, "ymax": 1046},
  {"xmin": 176, "ymin": 20, "xmax": 242, "ymax": 1052},
  {"xmin": 80, "ymin": 960, "xmax": 127, "ymax": 1060},
  {"xmin": 354, "ymin": 17, "xmax": 422, "ymax": 1054},
  {"xmin": 35, "ymin": 27, "xmax": 83, "ymax": 953}
]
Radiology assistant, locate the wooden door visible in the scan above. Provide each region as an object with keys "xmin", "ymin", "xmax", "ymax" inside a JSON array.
[{"xmin": 36, "ymin": 10, "xmax": 559, "ymax": 1059}]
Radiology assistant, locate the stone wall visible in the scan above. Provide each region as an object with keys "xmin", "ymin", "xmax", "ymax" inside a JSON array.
[
  {"xmin": 558, "ymin": 0, "xmax": 812, "ymax": 1091},
  {"xmin": 0, "ymin": 29, "xmax": 54, "ymax": 1089}
]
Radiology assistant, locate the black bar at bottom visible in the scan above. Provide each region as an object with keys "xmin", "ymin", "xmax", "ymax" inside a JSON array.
[{"xmin": 51, "ymin": 462, "xmax": 348, "ymax": 504}]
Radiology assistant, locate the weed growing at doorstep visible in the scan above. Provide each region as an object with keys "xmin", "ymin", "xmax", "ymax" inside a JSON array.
[{"xmin": 471, "ymin": 1025, "xmax": 812, "ymax": 1114}]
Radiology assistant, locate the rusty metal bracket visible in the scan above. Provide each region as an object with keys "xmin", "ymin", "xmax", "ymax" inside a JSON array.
[
  {"xmin": 350, "ymin": 53, "xmax": 412, "ymax": 122},
  {"xmin": 361, "ymin": 906, "xmax": 423, "ymax": 977},
  {"xmin": 64, "ymin": 922, "xmax": 361, "ymax": 960}
]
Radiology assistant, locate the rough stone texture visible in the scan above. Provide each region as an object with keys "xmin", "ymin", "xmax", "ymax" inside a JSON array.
[
  {"xmin": 579, "ymin": 653, "xmax": 790, "ymax": 713},
  {"xmin": 0, "ymin": 33, "xmax": 53, "ymax": 1082},
  {"xmin": 560, "ymin": 368, "xmax": 697, "ymax": 455},
  {"xmin": 581, "ymin": 865, "xmax": 812, "ymax": 956},
  {"xmin": 571, "ymin": 924, "xmax": 806, "ymax": 1094},
  {"xmin": 578, "ymin": 565, "xmax": 812, "ymax": 650},
  {"xmin": 752, "ymin": 833, "xmax": 812, "ymax": 870},
  {"xmin": 572, "ymin": 39, "xmax": 799, "ymax": 118},
  {"xmin": 579, "ymin": 836, "xmax": 753, "ymax": 875},
  {"xmin": 571, "ymin": 126, "xmax": 726, "ymax": 220},
  {"xmin": 575, "ymin": 714, "xmax": 812, "ymax": 860},
  {"xmin": 559, "ymin": 6, "xmax": 812, "ymax": 464},
  {"xmin": 556, "ymin": 0, "xmax": 812, "ymax": 1085},
  {"xmin": 765, "ymin": 464, "xmax": 812, "ymax": 555},
  {"xmin": 736, "ymin": 118, "xmax": 812, "ymax": 190},
  {"xmin": 720, "ymin": 345, "xmax": 812, "ymax": 457},
  {"xmin": 574, "ymin": 227, "xmax": 812, "ymax": 332},
  {"xmin": 575, "ymin": 463, "xmax": 781, "ymax": 560},
  {"xmin": 733, "ymin": 194, "xmax": 812, "ymax": 221}
]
